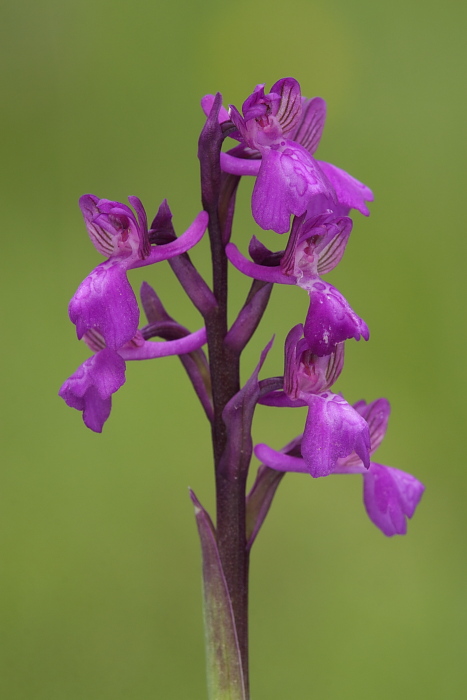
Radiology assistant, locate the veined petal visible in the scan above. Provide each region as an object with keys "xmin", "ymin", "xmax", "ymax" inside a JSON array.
[
  {"xmin": 355, "ymin": 398, "xmax": 391, "ymax": 456},
  {"xmin": 303, "ymin": 280, "xmax": 369, "ymax": 356},
  {"xmin": 270, "ymin": 78, "xmax": 302, "ymax": 136},
  {"xmin": 254, "ymin": 444, "xmax": 309, "ymax": 473},
  {"xmin": 128, "ymin": 195, "xmax": 150, "ymax": 259},
  {"xmin": 291, "ymin": 96, "xmax": 327, "ymax": 155},
  {"xmin": 362, "ymin": 463, "xmax": 425, "ymax": 536},
  {"xmin": 317, "ymin": 161, "xmax": 374, "ymax": 216},
  {"xmin": 226, "ymin": 243, "xmax": 293, "ymax": 284},
  {"xmin": 79, "ymin": 195, "xmax": 148, "ymax": 261},
  {"xmin": 79, "ymin": 195, "xmax": 112, "ymax": 256},
  {"xmin": 252, "ymin": 143, "xmax": 335, "ymax": 233},
  {"xmin": 302, "ymin": 392, "xmax": 370, "ymax": 477},
  {"xmin": 69, "ymin": 262, "xmax": 139, "ymax": 350},
  {"xmin": 59, "ymin": 348, "xmax": 126, "ymax": 432},
  {"xmin": 336, "ymin": 398, "xmax": 391, "ymax": 468},
  {"xmin": 315, "ymin": 216, "xmax": 353, "ymax": 274}
]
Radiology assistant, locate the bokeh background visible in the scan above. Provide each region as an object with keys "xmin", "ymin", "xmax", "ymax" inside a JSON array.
[{"xmin": 1, "ymin": 0, "xmax": 466, "ymax": 697}]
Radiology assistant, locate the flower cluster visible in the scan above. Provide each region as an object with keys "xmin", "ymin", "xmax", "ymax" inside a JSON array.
[
  {"xmin": 61, "ymin": 76, "xmax": 424, "ymax": 541},
  {"xmin": 59, "ymin": 75, "xmax": 425, "ymax": 700},
  {"xmin": 210, "ymin": 77, "xmax": 424, "ymax": 536},
  {"xmin": 60, "ymin": 195, "xmax": 208, "ymax": 432}
]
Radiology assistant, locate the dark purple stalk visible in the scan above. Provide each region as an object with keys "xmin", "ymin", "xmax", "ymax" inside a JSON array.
[{"xmin": 198, "ymin": 95, "xmax": 255, "ymax": 691}]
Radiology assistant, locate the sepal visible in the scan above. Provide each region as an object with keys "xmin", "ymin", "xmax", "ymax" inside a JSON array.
[
  {"xmin": 338, "ymin": 398, "xmax": 391, "ymax": 467},
  {"xmin": 292, "ymin": 96, "xmax": 327, "ymax": 155},
  {"xmin": 317, "ymin": 160, "xmax": 374, "ymax": 216}
]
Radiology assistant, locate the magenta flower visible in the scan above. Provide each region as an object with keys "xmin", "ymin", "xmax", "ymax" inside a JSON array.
[
  {"xmin": 59, "ymin": 348, "xmax": 126, "ymax": 433},
  {"xmin": 59, "ymin": 327, "xmax": 207, "ymax": 432},
  {"xmin": 256, "ymin": 325, "xmax": 370, "ymax": 477},
  {"xmin": 256, "ymin": 387, "xmax": 424, "ymax": 535},
  {"xmin": 226, "ymin": 213, "xmax": 369, "ymax": 355},
  {"xmin": 202, "ymin": 79, "xmax": 373, "ymax": 232},
  {"xmin": 69, "ymin": 195, "xmax": 208, "ymax": 350},
  {"xmin": 332, "ymin": 399, "xmax": 425, "ymax": 536}
]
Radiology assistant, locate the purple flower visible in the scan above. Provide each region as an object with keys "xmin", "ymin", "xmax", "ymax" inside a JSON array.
[
  {"xmin": 202, "ymin": 80, "xmax": 373, "ymax": 230},
  {"xmin": 256, "ymin": 392, "xmax": 425, "ymax": 535},
  {"xmin": 332, "ymin": 399, "xmax": 425, "ymax": 536},
  {"xmin": 59, "ymin": 348, "xmax": 126, "ymax": 433},
  {"xmin": 69, "ymin": 195, "xmax": 208, "ymax": 350},
  {"xmin": 59, "ymin": 327, "xmax": 208, "ymax": 432},
  {"xmin": 226, "ymin": 213, "xmax": 369, "ymax": 355},
  {"xmin": 227, "ymin": 79, "xmax": 335, "ymax": 233},
  {"xmin": 257, "ymin": 325, "xmax": 370, "ymax": 477}
]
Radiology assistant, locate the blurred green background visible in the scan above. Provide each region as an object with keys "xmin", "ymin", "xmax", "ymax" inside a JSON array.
[{"xmin": 1, "ymin": 0, "xmax": 466, "ymax": 697}]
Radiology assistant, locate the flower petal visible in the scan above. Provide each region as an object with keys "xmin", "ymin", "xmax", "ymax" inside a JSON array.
[
  {"xmin": 69, "ymin": 262, "xmax": 139, "ymax": 350},
  {"xmin": 59, "ymin": 349, "xmax": 126, "ymax": 432},
  {"xmin": 291, "ymin": 96, "xmax": 327, "ymax": 155},
  {"xmin": 315, "ymin": 216, "xmax": 353, "ymax": 274},
  {"xmin": 301, "ymin": 392, "xmax": 370, "ymax": 477},
  {"xmin": 303, "ymin": 280, "xmax": 369, "ymax": 356},
  {"xmin": 252, "ymin": 143, "xmax": 335, "ymax": 233},
  {"xmin": 127, "ymin": 195, "xmax": 150, "ymax": 259},
  {"xmin": 362, "ymin": 463, "xmax": 425, "ymax": 536},
  {"xmin": 354, "ymin": 398, "xmax": 391, "ymax": 455},
  {"xmin": 317, "ymin": 161, "xmax": 374, "ymax": 216},
  {"xmin": 270, "ymin": 77, "xmax": 302, "ymax": 136}
]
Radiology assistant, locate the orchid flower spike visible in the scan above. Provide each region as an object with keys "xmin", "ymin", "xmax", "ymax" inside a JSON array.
[{"xmin": 69, "ymin": 195, "xmax": 208, "ymax": 350}]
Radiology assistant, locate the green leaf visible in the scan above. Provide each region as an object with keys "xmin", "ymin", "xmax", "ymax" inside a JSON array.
[{"xmin": 190, "ymin": 490, "xmax": 246, "ymax": 700}]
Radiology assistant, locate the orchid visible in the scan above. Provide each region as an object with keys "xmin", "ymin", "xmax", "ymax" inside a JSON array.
[
  {"xmin": 61, "ymin": 194, "xmax": 209, "ymax": 431},
  {"xmin": 255, "ymin": 396, "xmax": 424, "ymax": 537},
  {"xmin": 256, "ymin": 324, "xmax": 370, "ymax": 477},
  {"xmin": 226, "ymin": 212, "xmax": 369, "ymax": 355},
  {"xmin": 202, "ymin": 78, "xmax": 373, "ymax": 232},
  {"xmin": 59, "ymin": 77, "xmax": 424, "ymax": 699},
  {"xmin": 69, "ymin": 194, "xmax": 208, "ymax": 350},
  {"xmin": 59, "ymin": 326, "xmax": 207, "ymax": 432}
]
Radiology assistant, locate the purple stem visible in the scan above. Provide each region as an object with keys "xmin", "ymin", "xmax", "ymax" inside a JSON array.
[{"xmin": 198, "ymin": 94, "xmax": 250, "ymax": 689}]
